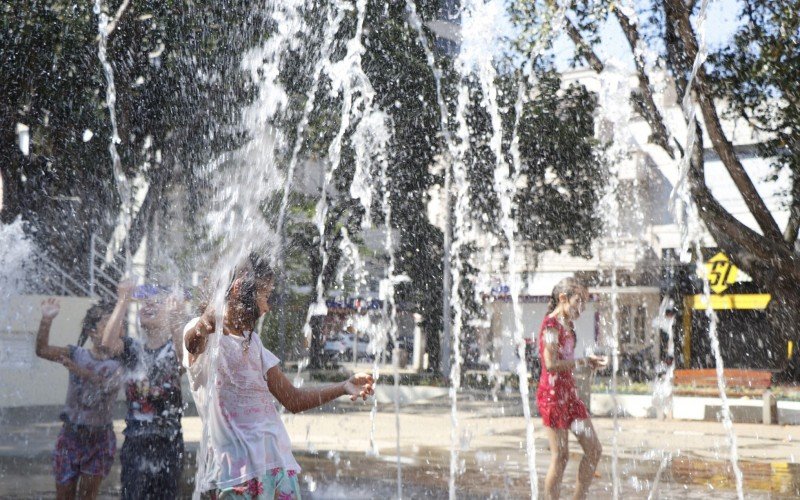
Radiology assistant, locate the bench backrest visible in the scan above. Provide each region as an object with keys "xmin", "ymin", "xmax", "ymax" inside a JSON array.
[{"xmin": 673, "ymin": 369, "xmax": 772, "ymax": 389}]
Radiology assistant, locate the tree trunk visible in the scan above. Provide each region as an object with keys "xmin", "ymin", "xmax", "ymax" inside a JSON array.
[
  {"xmin": 664, "ymin": 0, "xmax": 785, "ymax": 243},
  {"xmin": 308, "ymin": 315, "xmax": 326, "ymax": 370},
  {"xmin": 304, "ymin": 216, "xmax": 345, "ymax": 370},
  {"xmin": 764, "ymin": 282, "xmax": 800, "ymax": 367},
  {"xmin": 0, "ymin": 165, "xmax": 19, "ymax": 223},
  {"xmin": 688, "ymin": 122, "xmax": 800, "ymax": 368},
  {"xmin": 108, "ymin": 165, "xmax": 174, "ymax": 279}
]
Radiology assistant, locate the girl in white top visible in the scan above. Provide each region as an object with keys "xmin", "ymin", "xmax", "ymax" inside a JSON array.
[{"xmin": 184, "ymin": 254, "xmax": 374, "ymax": 499}]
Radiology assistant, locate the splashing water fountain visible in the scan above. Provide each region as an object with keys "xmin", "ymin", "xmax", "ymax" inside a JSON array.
[
  {"xmin": 669, "ymin": 1, "xmax": 745, "ymax": 496},
  {"xmin": 457, "ymin": 2, "xmax": 541, "ymax": 497},
  {"xmin": 3, "ymin": 0, "xmax": 800, "ymax": 499}
]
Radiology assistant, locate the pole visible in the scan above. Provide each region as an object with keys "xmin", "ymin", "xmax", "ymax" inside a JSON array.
[
  {"xmin": 89, "ymin": 233, "xmax": 96, "ymax": 297},
  {"xmin": 277, "ymin": 229, "xmax": 288, "ymax": 362},
  {"xmin": 441, "ymin": 161, "xmax": 452, "ymax": 378}
]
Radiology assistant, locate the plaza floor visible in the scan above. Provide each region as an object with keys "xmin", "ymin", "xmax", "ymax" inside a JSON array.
[{"xmin": 1, "ymin": 389, "xmax": 799, "ymax": 498}]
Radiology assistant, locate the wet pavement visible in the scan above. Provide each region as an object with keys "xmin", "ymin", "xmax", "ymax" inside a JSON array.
[{"xmin": 2, "ymin": 390, "xmax": 799, "ymax": 498}]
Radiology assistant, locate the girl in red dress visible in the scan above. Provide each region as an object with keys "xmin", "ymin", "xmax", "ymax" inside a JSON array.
[{"xmin": 537, "ymin": 277, "xmax": 605, "ymax": 499}]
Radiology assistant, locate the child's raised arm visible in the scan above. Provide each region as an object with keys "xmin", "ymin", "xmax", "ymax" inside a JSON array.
[
  {"xmin": 184, "ymin": 307, "xmax": 216, "ymax": 360},
  {"xmin": 266, "ymin": 365, "xmax": 374, "ymax": 414},
  {"xmin": 35, "ymin": 298, "xmax": 69, "ymax": 362},
  {"xmin": 100, "ymin": 280, "xmax": 134, "ymax": 356}
]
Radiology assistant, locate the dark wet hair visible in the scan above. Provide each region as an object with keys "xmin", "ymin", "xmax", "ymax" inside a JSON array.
[
  {"xmin": 77, "ymin": 302, "xmax": 114, "ymax": 347},
  {"xmin": 230, "ymin": 252, "xmax": 275, "ymax": 324},
  {"xmin": 546, "ymin": 277, "xmax": 587, "ymax": 314}
]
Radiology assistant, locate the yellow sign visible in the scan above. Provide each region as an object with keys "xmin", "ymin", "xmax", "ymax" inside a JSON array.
[
  {"xmin": 691, "ymin": 294, "xmax": 771, "ymax": 310},
  {"xmin": 705, "ymin": 252, "xmax": 739, "ymax": 294},
  {"xmin": 692, "ymin": 252, "xmax": 771, "ymax": 310}
]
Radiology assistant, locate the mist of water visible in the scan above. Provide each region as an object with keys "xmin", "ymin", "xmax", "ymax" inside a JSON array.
[
  {"xmin": 370, "ymin": 117, "xmax": 404, "ymax": 497},
  {"xmin": 457, "ymin": 1, "xmax": 541, "ymax": 496},
  {"xmin": 596, "ymin": 62, "xmax": 630, "ymax": 499},
  {"xmin": 401, "ymin": 4, "xmax": 470, "ymax": 495},
  {"xmin": 301, "ymin": 0, "xmax": 375, "ymax": 355},
  {"xmin": 190, "ymin": 0, "xmax": 308, "ymax": 495},
  {"xmin": 667, "ymin": 0, "xmax": 745, "ymax": 496},
  {"xmin": 93, "ymin": 0, "xmax": 128, "ymax": 201},
  {"xmin": 0, "ymin": 219, "xmax": 35, "ymax": 303}
]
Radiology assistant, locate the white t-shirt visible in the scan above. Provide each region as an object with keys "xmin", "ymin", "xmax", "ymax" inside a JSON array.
[{"xmin": 183, "ymin": 317, "xmax": 301, "ymax": 491}]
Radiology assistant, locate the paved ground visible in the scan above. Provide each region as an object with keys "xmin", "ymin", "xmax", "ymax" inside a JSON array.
[{"xmin": 2, "ymin": 390, "xmax": 799, "ymax": 498}]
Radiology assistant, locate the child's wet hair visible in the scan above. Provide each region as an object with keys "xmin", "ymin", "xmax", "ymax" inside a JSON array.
[
  {"xmin": 249, "ymin": 252, "xmax": 275, "ymax": 282},
  {"xmin": 230, "ymin": 252, "xmax": 275, "ymax": 322},
  {"xmin": 546, "ymin": 277, "xmax": 587, "ymax": 314},
  {"xmin": 78, "ymin": 302, "xmax": 114, "ymax": 346}
]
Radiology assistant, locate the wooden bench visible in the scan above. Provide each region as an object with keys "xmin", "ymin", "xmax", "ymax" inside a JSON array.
[
  {"xmin": 674, "ymin": 369, "xmax": 772, "ymax": 390},
  {"xmin": 673, "ymin": 369, "xmax": 777, "ymax": 423}
]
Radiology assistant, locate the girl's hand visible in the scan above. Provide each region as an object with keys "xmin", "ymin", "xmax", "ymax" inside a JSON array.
[
  {"xmin": 165, "ymin": 294, "xmax": 181, "ymax": 313},
  {"xmin": 117, "ymin": 279, "xmax": 136, "ymax": 301},
  {"xmin": 344, "ymin": 372, "xmax": 375, "ymax": 401},
  {"xmin": 587, "ymin": 354, "xmax": 608, "ymax": 370},
  {"xmin": 40, "ymin": 298, "xmax": 61, "ymax": 320},
  {"xmin": 164, "ymin": 294, "xmax": 185, "ymax": 327},
  {"xmin": 199, "ymin": 307, "xmax": 217, "ymax": 335}
]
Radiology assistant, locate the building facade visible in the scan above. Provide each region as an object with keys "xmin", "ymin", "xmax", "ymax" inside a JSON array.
[{"xmin": 478, "ymin": 68, "xmax": 791, "ymax": 375}]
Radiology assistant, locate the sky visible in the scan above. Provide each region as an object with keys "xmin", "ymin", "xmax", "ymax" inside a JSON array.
[{"xmin": 550, "ymin": 0, "xmax": 746, "ymax": 72}]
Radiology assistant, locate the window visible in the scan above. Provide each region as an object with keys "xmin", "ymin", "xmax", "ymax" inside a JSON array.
[
  {"xmin": 634, "ymin": 305, "xmax": 647, "ymax": 344},
  {"xmin": 619, "ymin": 306, "xmax": 632, "ymax": 343},
  {"xmin": 618, "ymin": 304, "xmax": 648, "ymax": 344}
]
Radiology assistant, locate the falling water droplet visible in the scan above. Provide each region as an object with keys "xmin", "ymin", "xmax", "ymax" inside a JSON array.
[
  {"xmin": 148, "ymin": 43, "xmax": 165, "ymax": 59},
  {"xmin": 15, "ymin": 123, "xmax": 29, "ymax": 156}
]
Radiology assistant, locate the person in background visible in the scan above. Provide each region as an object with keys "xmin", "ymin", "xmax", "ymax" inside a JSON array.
[
  {"xmin": 35, "ymin": 286, "xmax": 131, "ymax": 500},
  {"xmin": 537, "ymin": 277, "xmax": 605, "ymax": 500},
  {"xmin": 658, "ymin": 306, "xmax": 677, "ymax": 363},
  {"xmin": 183, "ymin": 253, "xmax": 374, "ymax": 499},
  {"xmin": 102, "ymin": 284, "xmax": 187, "ymax": 500},
  {"xmin": 652, "ymin": 355, "xmax": 675, "ymax": 420}
]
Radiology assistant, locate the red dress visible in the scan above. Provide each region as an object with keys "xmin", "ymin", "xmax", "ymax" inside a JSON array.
[{"xmin": 536, "ymin": 315, "xmax": 589, "ymax": 428}]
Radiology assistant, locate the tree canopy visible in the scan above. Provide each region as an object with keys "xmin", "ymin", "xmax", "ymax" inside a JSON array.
[
  {"xmin": 710, "ymin": 0, "xmax": 800, "ymax": 247},
  {"xmin": 3, "ymin": 0, "xmax": 607, "ymax": 371},
  {"xmin": 1, "ymin": 0, "xmax": 262, "ymax": 281}
]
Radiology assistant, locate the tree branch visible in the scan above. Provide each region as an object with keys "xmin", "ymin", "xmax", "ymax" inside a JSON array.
[
  {"xmin": 566, "ymin": 13, "xmax": 679, "ymax": 161},
  {"xmin": 686, "ymin": 121, "xmax": 800, "ymax": 283},
  {"xmin": 738, "ymin": 109, "xmax": 773, "ymax": 134},
  {"xmin": 109, "ymin": 166, "xmax": 173, "ymax": 277},
  {"xmin": 105, "ymin": 0, "xmax": 131, "ymax": 36},
  {"xmin": 784, "ymin": 181, "xmax": 800, "ymax": 245},
  {"xmin": 564, "ymin": 18, "xmax": 604, "ymax": 73},
  {"xmin": 612, "ymin": 6, "xmax": 676, "ymax": 159},
  {"xmin": 664, "ymin": 0, "xmax": 784, "ymax": 244}
]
